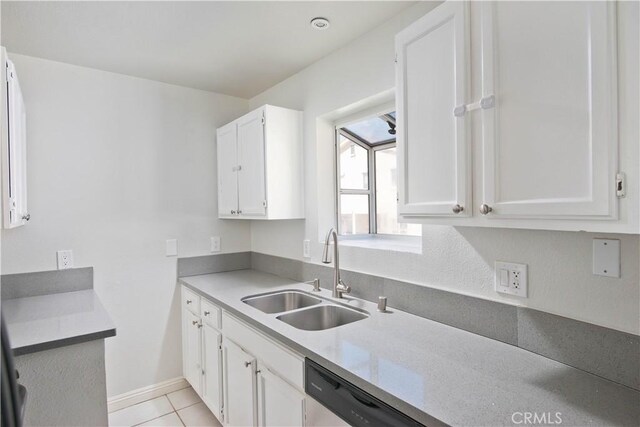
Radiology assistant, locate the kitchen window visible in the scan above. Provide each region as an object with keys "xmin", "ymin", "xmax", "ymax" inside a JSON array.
[{"xmin": 336, "ymin": 111, "xmax": 421, "ymax": 237}]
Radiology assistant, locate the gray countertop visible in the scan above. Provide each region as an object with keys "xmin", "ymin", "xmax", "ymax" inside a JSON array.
[
  {"xmin": 180, "ymin": 269, "xmax": 640, "ymax": 427},
  {"xmin": 2, "ymin": 289, "xmax": 116, "ymax": 355}
]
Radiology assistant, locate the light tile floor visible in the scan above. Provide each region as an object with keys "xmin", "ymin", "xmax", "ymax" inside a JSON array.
[{"xmin": 109, "ymin": 387, "xmax": 222, "ymax": 427}]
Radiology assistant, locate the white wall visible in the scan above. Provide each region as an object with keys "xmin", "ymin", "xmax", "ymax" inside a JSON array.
[
  {"xmin": 0, "ymin": 54, "xmax": 251, "ymax": 396},
  {"xmin": 249, "ymin": 2, "xmax": 640, "ymax": 335}
]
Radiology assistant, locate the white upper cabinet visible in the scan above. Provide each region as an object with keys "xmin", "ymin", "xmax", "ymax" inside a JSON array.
[
  {"xmin": 478, "ymin": 1, "xmax": 618, "ymax": 220},
  {"xmin": 395, "ymin": 1, "xmax": 471, "ymax": 217},
  {"xmin": 217, "ymin": 122, "xmax": 239, "ymax": 218},
  {"xmin": 396, "ymin": 1, "xmax": 638, "ymax": 233},
  {"xmin": 216, "ymin": 105, "xmax": 304, "ymax": 220},
  {"xmin": 1, "ymin": 48, "xmax": 29, "ymax": 229},
  {"xmin": 237, "ymin": 109, "xmax": 267, "ymax": 217}
]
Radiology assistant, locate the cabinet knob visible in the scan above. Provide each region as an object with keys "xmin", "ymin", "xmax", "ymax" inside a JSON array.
[
  {"xmin": 452, "ymin": 204, "xmax": 464, "ymax": 214},
  {"xmin": 192, "ymin": 320, "xmax": 199, "ymax": 326},
  {"xmin": 244, "ymin": 361, "xmax": 252, "ymax": 368},
  {"xmin": 204, "ymin": 311, "xmax": 210, "ymax": 316},
  {"xmin": 231, "ymin": 210, "xmax": 236, "ymax": 215},
  {"xmin": 186, "ymin": 300, "xmax": 192, "ymax": 304},
  {"xmin": 22, "ymin": 214, "xmax": 30, "ymax": 221},
  {"xmin": 479, "ymin": 204, "xmax": 493, "ymax": 215},
  {"xmin": 237, "ymin": 210, "xmax": 242, "ymax": 215}
]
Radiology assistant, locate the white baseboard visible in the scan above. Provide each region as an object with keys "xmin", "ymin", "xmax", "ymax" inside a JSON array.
[{"xmin": 107, "ymin": 377, "xmax": 189, "ymax": 413}]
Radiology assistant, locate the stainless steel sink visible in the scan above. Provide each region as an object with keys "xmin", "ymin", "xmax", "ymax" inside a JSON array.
[
  {"xmin": 242, "ymin": 290, "xmax": 322, "ymax": 314},
  {"xmin": 276, "ymin": 304, "xmax": 368, "ymax": 331}
]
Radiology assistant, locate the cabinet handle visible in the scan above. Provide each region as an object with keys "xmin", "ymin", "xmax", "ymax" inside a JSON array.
[
  {"xmin": 244, "ymin": 361, "xmax": 252, "ymax": 368},
  {"xmin": 452, "ymin": 204, "xmax": 464, "ymax": 214},
  {"xmin": 186, "ymin": 300, "xmax": 192, "ymax": 305},
  {"xmin": 204, "ymin": 311, "xmax": 210, "ymax": 316},
  {"xmin": 479, "ymin": 204, "xmax": 493, "ymax": 215}
]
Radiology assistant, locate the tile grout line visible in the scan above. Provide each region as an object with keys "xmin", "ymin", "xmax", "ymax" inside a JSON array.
[{"xmin": 121, "ymin": 395, "xmax": 174, "ymax": 427}]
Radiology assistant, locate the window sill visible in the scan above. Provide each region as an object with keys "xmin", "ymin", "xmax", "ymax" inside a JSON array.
[{"xmin": 338, "ymin": 234, "xmax": 422, "ymax": 254}]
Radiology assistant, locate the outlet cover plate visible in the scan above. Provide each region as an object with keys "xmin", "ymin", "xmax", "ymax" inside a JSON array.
[
  {"xmin": 57, "ymin": 250, "xmax": 74, "ymax": 270},
  {"xmin": 303, "ymin": 239, "xmax": 311, "ymax": 258},
  {"xmin": 211, "ymin": 236, "xmax": 221, "ymax": 253},
  {"xmin": 593, "ymin": 239, "xmax": 620, "ymax": 278},
  {"xmin": 166, "ymin": 239, "xmax": 178, "ymax": 257},
  {"xmin": 495, "ymin": 261, "xmax": 527, "ymax": 298}
]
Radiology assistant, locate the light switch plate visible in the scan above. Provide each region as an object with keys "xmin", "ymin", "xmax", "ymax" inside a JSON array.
[
  {"xmin": 211, "ymin": 236, "xmax": 221, "ymax": 253},
  {"xmin": 57, "ymin": 250, "xmax": 74, "ymax": 270},
  {"xmin": 303, "ymin": 239, "xmax": 311, "ymax": 258},
  {"xmin": 166, "ymin": 239, "xmax": 178, "ymax": 257},
  {"xmin": 495, "ymin": 261, "xmax": 527, "ymax": 298},
  {"xmin": 593, "ymin": 239, "xmax": 620, "ymax": 278}
]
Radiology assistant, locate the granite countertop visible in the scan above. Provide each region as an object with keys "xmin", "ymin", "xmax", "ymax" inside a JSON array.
[
  {"xmin": 2, "ymin": 289, "xmax": 116, "ymax": 355},
  {"xmin": 180, "ymin": 269, "xmax": 640, "ymax": 427}
]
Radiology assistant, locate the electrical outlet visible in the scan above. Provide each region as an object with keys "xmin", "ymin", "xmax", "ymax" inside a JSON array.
[
  {"xmin": 495, "ymin": 261, "xmax": 527, "ymax": 297},
  {"xmin": 166, "ymin": 239, "xmax": 178, "ymax": 257},
  {"xmin": 211, "ymin": 236, "xmax": 221, "ymax": 253},
  {"xmin": 303, "ymin": 239, "xmax": 311, "ymax": 258},
  {"xmin": 57, "ymin": 250, "xmax": 74, "ymax": 270}
]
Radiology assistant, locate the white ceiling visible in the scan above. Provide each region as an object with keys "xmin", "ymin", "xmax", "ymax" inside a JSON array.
[{"xmin": 1, "ymin": 1, "xmax": 415, "ymax": 99}]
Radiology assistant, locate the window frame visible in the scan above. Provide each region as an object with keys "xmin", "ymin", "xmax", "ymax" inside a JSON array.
[{"xmin": 335, "ymin": 113, "xmax": 397, "ymax": 236}]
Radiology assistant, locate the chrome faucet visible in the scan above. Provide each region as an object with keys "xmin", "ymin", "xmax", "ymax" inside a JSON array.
[{"xmin": 322, "ymin": 228, "xmax": 351, "ymax": 298}]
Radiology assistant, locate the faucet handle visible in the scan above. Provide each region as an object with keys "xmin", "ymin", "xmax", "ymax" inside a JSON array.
[
  {"xmin": 337, "ymin": 280, "xmax": 351, "ymax": 294},
  {"xmin": 311, "ymin": 278, "xmax": 321, "ymax": 292}
]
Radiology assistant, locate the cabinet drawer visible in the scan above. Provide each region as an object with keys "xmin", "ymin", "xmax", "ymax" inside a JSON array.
[
  {"xmin": 222, "ymin": 311, "xmax": 304, "ymax": 390},
  {"xmin": 201, "ymin": 299, "xmax": 221, "ymax": 330},
  {"xmin": 182, "ymin": 286, "xmax": 201, "ymax": 315}
]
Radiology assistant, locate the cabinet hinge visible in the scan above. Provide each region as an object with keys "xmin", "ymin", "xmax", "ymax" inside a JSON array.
[
  {"xmin": 261, "ymin": 115, "xmax": 265, "ymax": 126},
  {"xmin": 454, "ymin": 95, "xmax": 495, "ymax": 117},
  {"xmin": 262, "ymin": 200, "xmax": 267, "ymax": 208},
  {"xmin": 616, "ymin": 173, "xmax": 626, "ymax": 198},
  {"xmin": 394, "ymin": 53, "xmax": 398, "ymax": 64}
]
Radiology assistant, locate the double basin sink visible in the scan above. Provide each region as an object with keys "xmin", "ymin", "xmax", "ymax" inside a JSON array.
[{"xmin": 241, "ymin": 290, "xmax": 368, "ymax": 331}]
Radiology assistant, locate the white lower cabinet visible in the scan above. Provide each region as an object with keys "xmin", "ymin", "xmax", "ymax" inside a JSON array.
[
  {"xmin": 182, "ymin": 285, "xmax": 346, "ymax": 426},
  {"xmin": 222, "ymin": 339, "xmax": 257, "ymax": 426},
  {"xmin": 202, "ymin": 324, "xmax": 223, "ymax": 421},
  {"xmin": 257, "ymin": 364, "xmax": 305, "ymax": 427},
  {"xmin": 181, "ymin": 288, "xmax": 224, "ymax": 423},
  {"xmin": 183, "ymin": 308, "xmax": 203, "ymax": 396}
]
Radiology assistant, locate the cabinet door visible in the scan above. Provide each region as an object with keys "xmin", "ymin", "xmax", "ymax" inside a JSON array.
[
  {"xmin": 202, "ymin": 325, "xmax": 222, "ymax": 423},
  {"xmin": 256, "ymin": 367, "xmax": 305, "ymax": 427},
  {"xmin": 479, "ymin": 2, "xmax": 618, "ymax": 219},
  {"xmin": 223, "ymin": 339, "xmax": 256, "ymax": 427},
  {"xmin": 237, "ymin": 109, "xmax": 266, "ymax": 217},
  {"xmin": 395, "ymin": 1, "xmax": 471, "ymax": 218},
  {"xmin": 217, "ymin": 122, "xmax": 239, "ymax": 218},
  {"xmin": 2, "ymin": 57, "xmax": 28, "ymax": 228},
  {"xmin": 183, "ymin": 311, "xmax": 202, "ymax": 395}
]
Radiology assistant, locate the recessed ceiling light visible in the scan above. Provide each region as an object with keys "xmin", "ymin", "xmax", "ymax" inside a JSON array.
[{"xmin": 310, "ymin": 17, "xmax": 330, "ymax": 30}]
